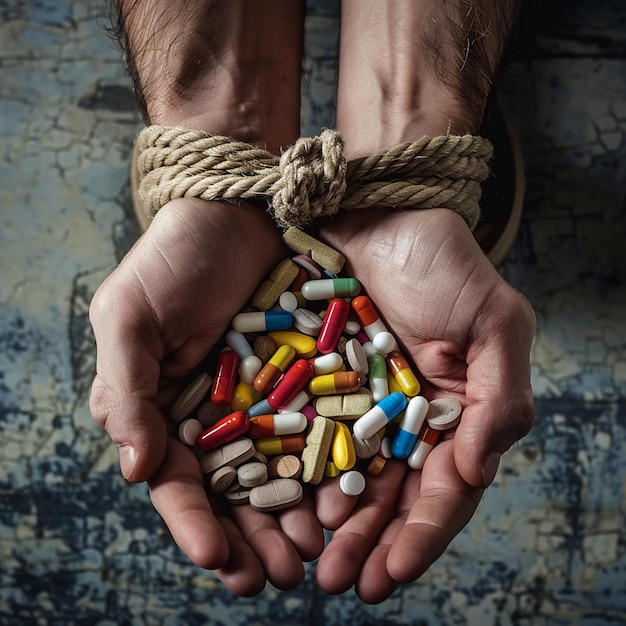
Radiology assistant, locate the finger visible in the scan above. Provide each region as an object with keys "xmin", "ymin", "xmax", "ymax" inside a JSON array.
[
  {"xmin": 315, "ymin": 460, "xmax": 406, "ymax": 595},
  {"xmin": 230, "ymin": 504, "xmax": 306, "ymax": 590},
  {"xmin": 315, "ymin": 476, "xmax": 360, "ymax": 530},
  {"xmin": 148, "ymin": 438, "xmax": 230, "ymax": 571},
  {"xmin": 458, "ymin": 284, "xmax": 536, "ymax": 488},
  {"xmin": 277, "ymin": 492, "xmax": 325, "ymax": 562},
  {"xmin": 386, "ymin": 440, "xmax": 483, "ymax": 584}
]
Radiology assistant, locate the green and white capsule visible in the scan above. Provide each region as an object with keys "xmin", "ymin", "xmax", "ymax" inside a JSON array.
[{"xmin": 301, "ymin": 278, "xmax": 361, "ymax": 301}]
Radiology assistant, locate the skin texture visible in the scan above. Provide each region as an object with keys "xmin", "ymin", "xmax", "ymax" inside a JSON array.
[{"xmin": 92, "ymin": 0, "xmax": 534, "ymax": 602}]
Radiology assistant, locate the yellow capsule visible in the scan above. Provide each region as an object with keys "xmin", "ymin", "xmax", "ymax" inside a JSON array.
[
  {"xmin": 308, "ymin": 371, "xmax": 362, "ymax": 396},
  {"xmin": 387, "ymin": 350, "xmax": 421, "ymax": 397},
  {"xmin": 255, "ymin": 434, "xmax": 306, "ymax": 456},
  {"xmin": 230, "ymin": 381, "xmax": 262, "ymax": 412},
  {"xmin": 387, "ymin": 372, "xmax": 403, "ymax": 395},
  {"xmin": 331, "ymin": 421, "xmax": 356, "ymax": 471},
  {"xmin": 268, "ymin": 331, "xmax": 318, "ymax": 359}
]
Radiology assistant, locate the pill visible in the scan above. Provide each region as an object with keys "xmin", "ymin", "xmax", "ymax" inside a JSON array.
[
  {"xmin": 367, "ymin": 352, "xmax": 389, "ymax": 403},
  {"xmin": 426, "ymin": 397, "xmax": 463, "ymax": 430},
  {"xmin": 210, "ymin": 349, "xmax": 240, "ymax": 406},
  {"xmin": 300, "ymin": 404, "xmax": 318, "ymax": 422},
  {"xmin": 253, "ymin": 450, "xmax": 268, "ymax": 464},
  {"xmin": 254, "ymin": 344, "xmax": 296, "ymax": 394},
  {"xmin": 317, "ymin": 298, "xmax": 351, "ymax": 354},
  {"xmin": 253, "ymin": 335, "xmax": 277, "ymax": 363},
  {"xmin": 230, "ymin": 381, "xmax": 262, "ymax": 412},
  {"xmin": 331, "ymin": 421, "xmax": 356, "ymax": 471},
  {"xmin": 267, "ymin": 454, "xmax": 302, "ymax": 480},
  {"xmin": 292, "ymin": 307, "xmax": 324, "ymax": 336},
  {"xmin": 301, "ymin": 277, "xmax": 361, "ymax": 301},
  {"xmin": 366, "ymin": 455, "xmax": 386, "ymax": 476},
  {"xmin": 170, "ymin": 372, "xmax": 213, "ymax": 422},
  {"xmin": 345, "ymin": 338, "xmax": 369, "ymax": 375},
  {"xmin": 301, "ymin": 415, "xmax": 335, "ymax": 485},
  {"xmin": 200, "ymin": 437, "xmax": 256, "ymax": 474},
  {"xmin": 356, "ymin": 329, "xmax": 377, "ymax": 357},
  {"xmin": 267, "ymin": 358, "xmax": 315, "ymax": 410},
  {"xmin": 292, "ymin": 253, "xmax": 323, "ymax": 279},
  {"xmin": 352, "ymin": 432, "xmax": 382, "ymax": 459},
  {"xmin": 379, "ymin": 436, "xmax": 393, "ymax": 459},
  {"xmin": 248, "ymin": 412, "xmax": 307, "ymax": 438},
  {"xmin": 351, "ymin": 295, "xmax": 389, "ymax": 340},
  {"xmin": 268, "ymin": 331, "xmax": 318, "ymax": 358},
  {"xmin": 324, "ymin": 461, "xmax": 341, "ymax": 478},
  {"xmin": 407, "ymin": 423, "xmax": 441, "ymax": 470},
  {"xmin": 232, "ymin": 310, "xmax": 294, "ymax": 333},
  {"xmin": 387, "ymin": 371, "xmax": 404, "ymax": 394},
  {"xmin": 178, "ymin": 418, "xmax": 204, "ymax": 446},
  {"xmin": 277, "ymin": 389, "xmax": 314, "ymax": 414},
  {"xmin": 282, "ymin": 227, "xmax": 345, "ymax": 274},
  {"xmin": 373, "ymin": 331, "xmax": 399, "ymax": 357},
  {"xmin": 195, "ymin": 410, "xmax": 250, "ymax": 452},
  {"xmin": 314, "ymin": 388, "xmax": 373, "ymax": 419},
  {"xmin": 237, "ymin": 461, "xmax": 269, "ymax": 488},
  {"xmin": 209, "ymin": 466, "xmax": 238, "ymax": 493},
  {"xmin": 387, "ymin": 350, "xmax": 421, "ymax": 397},
  {"xmin": 247, "ymin": 397, "xmax": 273, "ymax": 417},
  {"xmin": 249, "ymin": 478, "xmax": 303, "ymax": 512},
  {"xmin": 343, "ymin": 319, "xmax": 361, "ymax": 335},
  {"xmin": 225, "ymin": 330, "xmax": 263, "ymax": 385},
  {"xmin": 224, "ymin": 486, "xmax": 252, "ymax": 505},
  {"xmin": 308, "ymin": 371, "xmax": 362, "ymax": 396},
  {"xmin": 196, "ymin": 400, "xmax": 231, "ymax": 427},
  {"xmin": 278, "ymin": 291, "xmax": 299, "ymax": 313},
  {"xmin": 309, "ymin": 352, "xmax": 344, "ymax": 375},
  {"xmin": 251, "ymin": 258, "xmax": 300, "ymax": 311},
  {"xmin": 339, "ymin": 471, "xmax": 366, "ymax": 496},
  {"xmin": 353, "ymin": 392, "xmax": 408, "ymax": 440},
  {"xmin": 391, "ymin": 396, "xmax": 429, "ymax": 459},
  {"xmin": 254, "ymin": 434, "xmax": 306, "ymax": 456}
]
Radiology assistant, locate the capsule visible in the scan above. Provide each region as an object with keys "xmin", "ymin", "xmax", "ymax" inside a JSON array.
[
  {"xmin": 368, "ymin": 353, "xmax": 389, "ymax": 403},
  {"xmin": 317, "ymin": 298, "xmax": 351, "ymax": 354},
  {"xmin": 247, "ymin": 398, "xmax": 272, "ymax": 417},
  {"xmin": 254, "ymin": 344, "xmax": 296, "ymax": 394},
  {"xmin": 267, "ymin": 359, "xmax": 315, "ymax": 410},
  {"xmin": 301, "ymin": 277, "xmax": 361, "ymax": 301},
  {"xmin": 195, "ymin": 411, "xmax": 249, "ymax": 452},
  {"xmin": 232, "ymin": 310, "xmax": 294, "ymax": 333},
  {"xmin": 230, "ymin": 381, "xmax": 262, "ymax": 412},
  {"xmin": 254, "ymin": 434, "xmax": 306, "ymax": 456},
  {"xmin": 387, "ymin": 350, "xmax": 421, "ymax": 397},
  {"xmin": 248, "ymin": 412, "xmax": 308, "ymax": 438},
  {"xmin": 391, "ymin": 396, "xmax": 429, "ymax": 459},
  {"xmin": 225, "ymin": 330, "xmax": 262, "ymax": 385},
  {"xmin": 407, "ymin": 423, "xmax": 441, "ymax": 470},
  {"xmin": 308, "ymin": 371, "xmax": 362, "ymax": 396},
  {"xmin": 210, "ymin": 349, "xmax": 240, "ymax": 406},
  {"xmin": 268, "ymin": 331, "xmax": 318, "ymax": 358},
  {"xmin": 353, "ymin": 392, "xmax": 408, "ymax": 440},
  {"xmin": 308, "ymin": 352, "xmax": 344, "ymax": 375},
  {"xmin": 351, "ymin": 295, "xmax": 389, "ymax": 341},
  {"xmin": 278, "ymin": 390, "xmax": 314, "ymax": 414}
]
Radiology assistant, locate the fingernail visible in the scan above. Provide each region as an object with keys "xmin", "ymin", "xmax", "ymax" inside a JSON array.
[
  {"xmin": 482, "ymin": 452, "xmax": 501, "ymax": 486},
  {"xmin": 119, "ymin": 445, "xmax": 137, "ymax": 480}
]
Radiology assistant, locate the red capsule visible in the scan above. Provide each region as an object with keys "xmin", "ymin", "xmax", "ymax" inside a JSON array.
[
  {"xmin": 267, "ymin": 359, "xmax": 315, "ymax": 410},
  {"xmin": 195, "ymin": 411, "xmax": 249, "ymax": 452},
  {"xmin": 210, "ymin": 349, "xmax": 240, "ymax": 406},
  {"xmin": 317, "ymin": 298, "xmax": 351, "ymax": 355}
]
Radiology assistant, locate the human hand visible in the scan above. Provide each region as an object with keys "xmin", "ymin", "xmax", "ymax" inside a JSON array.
[
  {"xmin": 314, "ymin": 207, "xmax": 535, "ymax": 603},
  {"xmin": 89, "ymin": 198, "xmax": 325, "ymax": 595}
]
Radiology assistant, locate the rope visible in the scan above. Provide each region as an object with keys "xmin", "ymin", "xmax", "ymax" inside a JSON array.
[{"xmin": 135, "ymin": 126, "xmax": 493, "ymax": 231}]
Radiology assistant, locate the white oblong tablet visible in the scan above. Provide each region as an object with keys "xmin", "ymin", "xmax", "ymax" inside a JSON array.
[{"xmin": 339, "ymin": 470, "xmax": 366, "ymax": 496}]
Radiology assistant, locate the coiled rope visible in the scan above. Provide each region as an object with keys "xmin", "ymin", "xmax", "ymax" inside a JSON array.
[{"xmin": 135, "ymin": 126, "xmax": 493, "ymax": 230}]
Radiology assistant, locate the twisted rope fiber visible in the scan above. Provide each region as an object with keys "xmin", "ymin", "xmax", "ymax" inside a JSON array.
[{"xmin": 136, "ymin": 126, "xmax": 493, "ymax": 230}]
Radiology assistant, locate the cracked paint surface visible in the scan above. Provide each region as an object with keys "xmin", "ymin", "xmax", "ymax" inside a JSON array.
[{"xmin": 1, "ymin": 0, "xmax": 625, "ymax": 624}]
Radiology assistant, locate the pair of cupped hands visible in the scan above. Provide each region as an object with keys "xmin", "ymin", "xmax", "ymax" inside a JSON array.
[{"xmin": 89, "ymin": 196, "xmax": 535, "ymax": 604}]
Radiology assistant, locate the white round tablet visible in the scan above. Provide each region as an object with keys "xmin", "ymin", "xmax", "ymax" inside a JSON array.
[{"xmin": 339, "ymin": 470, "xmax": 366, "ymax": 496}]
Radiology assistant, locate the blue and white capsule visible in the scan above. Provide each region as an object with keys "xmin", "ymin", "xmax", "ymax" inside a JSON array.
[
  {"xmin": 391, "ymin": 396, "xmax": 429, "ymax": 459},
  {"xmin": 353, "ymin": 392, "xmax": 408, "ymax": 440},
  {"xmin": 232, "ymin": 310, "xmax": 294, "ymax": 333}
]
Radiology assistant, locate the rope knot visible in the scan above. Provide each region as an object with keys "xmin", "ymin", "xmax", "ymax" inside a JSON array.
[{"xmin": 272, "ymin": 129, "xmax": 346, "ymax": 228}]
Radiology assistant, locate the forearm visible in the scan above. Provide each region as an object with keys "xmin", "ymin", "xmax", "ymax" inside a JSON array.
[
  {"xmin": 112, "ymin": 0, "xmax": 304, "ymax": 151},
  {"xmin": 337, "ymin": 0, "xmax": 523, "ymax": 158}
]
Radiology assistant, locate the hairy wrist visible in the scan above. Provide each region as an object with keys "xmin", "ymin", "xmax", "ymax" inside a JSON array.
[
  {"xmin": 110, "ymin": 0, "xmax": 304, "ymax": 151},
  {"xmin": 337, "ymin": 0, "xmax": 523, "ymax": 158}
]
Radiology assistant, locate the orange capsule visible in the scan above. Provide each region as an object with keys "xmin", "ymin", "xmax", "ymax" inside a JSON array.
[
  {"xmin": 254, "ymin": 344, "xmax": 296, "ymax": 394},
  {"xmin": 351, "ymin": 296, "xmax": 389, "ymax": 340}
]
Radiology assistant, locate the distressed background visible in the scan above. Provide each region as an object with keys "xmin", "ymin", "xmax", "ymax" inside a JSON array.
[{"xmin": 1, "ymin": 0, "xmax": 625, "ymax": 624}]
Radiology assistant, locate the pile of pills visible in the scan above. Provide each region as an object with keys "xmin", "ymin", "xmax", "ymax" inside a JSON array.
[{"xmin": 169, "ymin": 228, "xmax": 462, "ymax": 512}]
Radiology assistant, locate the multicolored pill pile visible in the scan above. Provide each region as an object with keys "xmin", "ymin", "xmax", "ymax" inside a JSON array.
[{"xmin": 169, "ymin": 227, "xmax": 462, "ymax": 512}]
